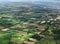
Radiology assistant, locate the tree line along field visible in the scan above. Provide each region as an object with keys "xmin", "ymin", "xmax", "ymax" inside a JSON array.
[{"xmin": 0, "ymin": 2, "xmax": 60, "ymax": 44}]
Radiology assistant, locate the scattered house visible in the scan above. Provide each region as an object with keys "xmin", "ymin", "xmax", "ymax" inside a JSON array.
[
  {"xmin": 22, "ymin": 22, "xmax": 28, "ymax": 28},
  {"xmin": 17, "ymin": 16, "xmax": 24, "ymax": 18},
  {"xmin": 37, "ymin": 32, "xmax": 41, "ymax": 35},
  {"xmin": 0, "ymin": 17, "xmax": 1, "ymax": 18},
  {"xmin": 56, "ymin": 16, "xmax": 60, "ymax": 20},
  {"xmin": 0, "ymin": 26, "xmax": 5, "ymax": 29},
  {"xmin": 28, "ymin": 38, "xmax": 37, "ymax": 42},
  {"xmin": 15, "ymin": 31, "xmax": 27, "ymax": 34},
  {"xmin": 51, "ymin": 22, "xmax": 54, "ymax": 24},
  {"xmin": 1, "ymin": 16, "xmax": 12, "ymax": 20},
  {"xmin": 47, "ymin": 21, "xmax": 50, "ymax": 23},
  {"xmin": 2, "ymin": 28, "xmax": 9, "ymax": 31},
  {"xmin": 49, "ymin": 19, "xmax": 54, "ymax": 21},
  {"xmin": 54, "ymin": 20, "xmax": 60, "ymax": 25},
  {"xmin": 44, "ymin": 7, "xmax": 47, "ymax": 9},
  {"xmin": 2, "ymin": 16, "xmax": 11, "ymax": 19},
  {"xmin": 30, "ymin": 18, "xmax": 36, "ymax": 20},
  {"xmin": 36, "ymin": 26, "xmax": 45, "ymax": 31},
  {"xmin": 29, "ymin": 23, "xmax": 38, "ymax": 28},
  {"xmin": 22, "ymin": 22, "xmax": 29, "ymax": 28},
  {"xmin": 19, "ymin": 31, "xmax": 27, "ymax": 35},
  {"xmin": 23, "ymin": 41, "xmax": 28, "ymax": 44},
  {"xmin": 41, "ymin": 21, "xmax": 46, "ymax": 24},
  {"xmin": 23, "ymin": 29, "xmax": 28, "ymax": 32},
  {"xmin": 10, "ymin": 24, "xmax": 21, "ymax": 28},
  {"xmin": 27, "ymin": 42, "xmax": 35, "ymax": 44},
  {"xmin": 22, "ymin": 26, "xmax": 27, "ymax": 29},
  {"xmin": 29, "ymin": 23, "xmax": 38, "ymax": 27},
  {"xmin": 22, "ymin": 12, "xmax": 32, "ymax": 15},
  {"xmin": 23, "ymin": 41, "xmax": 35, "ymax": 44},
  {"xmin": 22, "ymin": 32, "xmax": 27, "ymax": 35},
  {"xmin": 36, "ymin": 21, "xmax": 40, "ymax": 23},
  {"xmin": 23, "ymin": 22, "xmax": 28, "ymax": 25},
  {"xmin": 39, "ymin": 34, "xmax": 45, "ymax": 38},
  {"xmin": 15, "ymin": 30, "xmax": 21, "ymax": 33},
  {"xmin": 54, "ymin": 19, "xmax": 57, "ymax": 21},
  {"xmin": 12, "ymin": 10, "xmax": 20, "ymax": 12}
]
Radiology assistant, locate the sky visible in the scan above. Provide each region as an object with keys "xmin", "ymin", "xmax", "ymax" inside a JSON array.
[{"xmin": 0, "ymin": 0, "xmax": 60, "ymax": 2}]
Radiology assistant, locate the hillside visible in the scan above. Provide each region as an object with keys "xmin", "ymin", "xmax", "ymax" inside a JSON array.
[{"xmin": 0, "ymin": 2, "xmax": 60, "ymax": 44}]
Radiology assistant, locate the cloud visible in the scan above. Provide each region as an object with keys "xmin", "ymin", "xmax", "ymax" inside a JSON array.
[
  {"xmin": 55, "ymin": 0, "xmax": 60, "ymax": 1},
  {"xmin": 8, "ymin": 0, "xmax": 46, "ymax": 1},
  {"xmin": 0, "ymin": 0, "xmax": 60, "ymax": 2},
  {"xmin": 17, "ymin": 0, "xmax": 49, "ymax": 1},
  {"xmin": 9, "ymin": 0, "xmax": 39, "ymax": 2}
]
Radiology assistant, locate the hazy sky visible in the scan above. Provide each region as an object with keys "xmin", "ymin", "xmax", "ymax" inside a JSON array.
[{"xmin": 0, "ymin": 0, "xmax": 60, "ymax": 2}]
